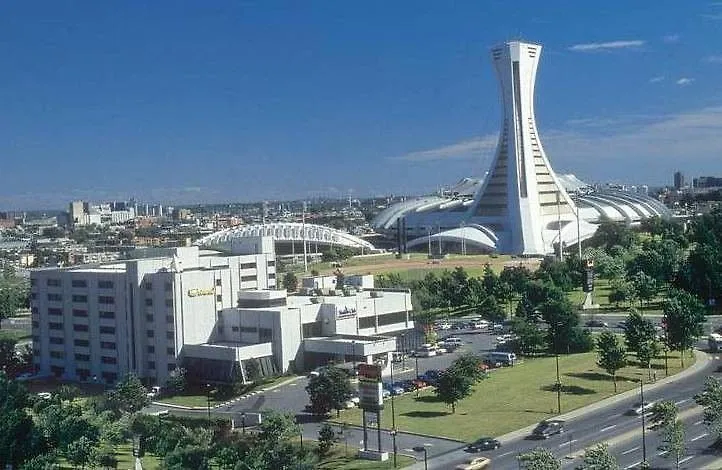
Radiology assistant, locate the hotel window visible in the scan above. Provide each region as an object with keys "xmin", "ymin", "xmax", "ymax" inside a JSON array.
[
  {"xmin": 98, "ymin": 296, "xmax": 115, "ymax": 305},
  {"xmin": 101, "ymin": 372, "xmax": 118, "ymax": 382},
  {"xmin": 241, "ymin": 275, "xmax": 255, "ymax": 282},
  {"xmin": 72, "ymin": 295, "xmax": 88, "ymax": 303},
  {"xmin": 100, "ymin": 342, "xmax": 116, "ymax": 350},
  {"xmin": 72, "ymin": 309, "xmax": 88, "ymax": 317},
  {"xmin": 259, "ymin": 328, "xmax": 272, "ymax": 343},
  {"xmin": 166, "ymin": 331, "xmax": 174, "ymax": 340},
  {"xmin": 32, "ymin": 320, "xmax": 39, "ymax": 328},
  {"xmin": 358, "ymin": 316, "xmax": 375, "ymax": 330},
  {"xmin": 164, "ymin": 282, "xmax": 172, "ymax": 292},
  {"xmin": 165, "ymin": 299, "xmax": 173, "ymax": 307},
  {"xmin": 241, "ymin": 262, "xmax": 256, "ymax": 269},
  {"xmin": 47, "ymin": 293, "xmax": 62, "ymax": 302},
  {"xmin": 101, "ymin": 356, "xmax": 117, "ymax": 365},
  {"xmin": 166, "ymin": 347, "xmax": 175, "ymax": 355},
  {"xmin": 49, "ymin": 322, "xmax": 63, "ymax": 330},
  {"xmin": 75, "ymin": 353, "xmax": 90, "ymax": 361},
  {"xmin": 47, "ymin": 279, "xmax": 61, "ymax": 287},
  {"xmin": 71, "ymin": 280, "xmax": 87, "ymax": 288},
  {"xmin": 166, "ymin": 315, "xmax": 174, "ymax": 324},
  {"xmin": 216, "ymin": 295, "xmax": 222, "ymax": 302},
  {"xmin": 215, "ymin": 279, "xmax": 222, "ymax": 286},
  {"xmin": 147, "ymin": 330, "xmax": 154, "ymax": 338},
  {"xmin": 74, "ymin": 339, "xmax": 89, "ymax": 347},
  {"xmin": 99, "ymin": 326, "xmax": 115, "ymax": 335},
  {"xmin": 167, "ymin": 363, "xmax": 176, "ymax": 372},
  {"xmin": 73, "ymin": 324, "xmax": 89, "ymax": 332},
  {"xmin": 49, "ymin": 337, "xmax": 64, "ymax": 345},
  {"xmin": 147, "ymin": 346, "xmax": 155, "ymax": 353},
  {"xmin": 267, "ymin": 260, "xmax": 275, "ymax": 267},
  {"xmin": 148, "ymin": 361, "xmax": 156, "ymax": 370},
  {"xmin": 146, "ymin": 314, "xmax": 154, "ymax": 322},
  {"xmin": 268, "ymin": 273, "xmax": 276, "ymax": 280},
  {"xmin": 98, "ymin": 280, "xmax": 114, "ymax": 289},
  {"xmin": 48, "ymin": 308, "xmax": 63, "ymax": 316},
  {"xmin": 240, "ymin": 327, "xmax": 257, "ymax": 333},
  {"xmin": 50, "ymin": 351, "xmax": 64, "ymax": 359},
  {"xmin": 99, "ymin": 311, "xmax": 115, "ymax": 319},
  {"xmin": 231, "ymin": 326, "xmax": 239, "ymax": 333},
  {"xmin": 145, "ymin": 282, "xmax": 153, "ymax": 290},
  {"xmin": 145, "ymin": 298, "xmax": 153, "ymax": 306},
  {"xmin": 31, "ymin": 278, "xmax": 37, "ymax": 286},
  {"xmin": 51, "ymin": 366, "xmax": 65, "ymax": 376}
]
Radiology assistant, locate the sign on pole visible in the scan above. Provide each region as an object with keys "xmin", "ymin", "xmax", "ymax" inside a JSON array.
[{"xmin": 358, "ymin": 363, "xmax": 383, "ymax": 411}]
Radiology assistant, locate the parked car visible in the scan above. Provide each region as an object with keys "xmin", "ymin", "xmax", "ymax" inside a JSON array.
[
  {"xmin": 412, "ymin": 344, "xmax": 437, "ymax": 358},
  {"xmin": 146, "ymin": 386, "xmax": 162, "ymax": 399},
  {"xmin": 412, "ymin": 378, "xmax": 427, "ymax": 389},
  {"xmin": 443, "ymin": 337, "xmax": 464, "ymax": 346},
  {"xmin": 531, "ymin": 419, "xmax": 564, "ymax": 439},
  {"xmin": 384, "ymin": 382, "xmax": 405, "ymax": 396},
  {"xmin": 392, "ymin": 352, "xmax": 408, "ymax": 363},
  {"xmin": 626, "ymin": 401, "xmax": 657, "ymax": 416},
  {"xmin": 585, "ymin": 319, "xmax": 609, "ymax": 328},
  {"xmin": 615, "ymin": 321, "xmax": 628, "ymax": 330},
  {"xmin": 455, "ymin": 457, "xmax": 491, "ymax": 470},
  {"xmin": 399, "ymin": 380, "xmax": 417, "ymax": 392},
  {"xmin": 381, "ymin": 388, "xmax": 392, "ymax": 399},
  {"xmin": 420, "ymin": 369, "xmax": 442, "ymax": 386},
  {"xmin": 466, "ymin": 437, "xmax": 501, "ymax": 452},
  {"xmin": 437, "ymin": 322, "xmax": 452, "ymax": 330}
]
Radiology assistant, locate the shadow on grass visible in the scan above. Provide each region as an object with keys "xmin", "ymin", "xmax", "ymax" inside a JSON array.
[
  {"xmin": 564, "ymin": 371, "xmax": 611, "ymax": 381},
  {"xmin": 540, "ymin": 383, "xmax": 596, "ymax": 395},
  {"xmin": 414, "ymin": 395, "xmax": 442, "ymax": 404},
  {"xmin": 401, "ymin": 410, "xmax": 449, "ymax": 418}
]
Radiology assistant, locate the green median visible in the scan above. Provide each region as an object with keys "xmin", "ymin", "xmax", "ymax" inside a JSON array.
[{"xmin": 332, "ymin": 351, "xmax": 694, "ymax": 442}]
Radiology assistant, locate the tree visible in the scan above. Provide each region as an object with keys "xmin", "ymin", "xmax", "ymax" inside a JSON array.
[
  {"xmin": 305, "ymin": 367, "xmax": 352, "ymax": 417},
  {"xmin": 19, "ymin": 453, "xmax": 60, "ymax": 470},
  {"xmin": 434, "ymin": 369, "xmax": 473, "ymax": 414},
  {"xmin": 663, "ymin": 289, "xmax": 705, "ymax": 366},
  {"xmin": 449, "ymin": 354, "xmax": 487, "ymax": 383},
  {"xmin": 630, "ymin": 271, "xmax": 657, "ymax": 308},
  {"xmin": 317, "ymin": 423, "xmax": 335, "ymax": 458},
  {"xmin": 636, "ymin": 339, "xmax": 661, "ymax": 379},
  {"xmin": 596, "ymin": 331, "xmax": 627, "ymax": 393},
  {"xmin": 658, "ymin": 419, "xmax": 686, "ymax": 469},
  {"xmin": 282, "ymin": 272, "xmax": 298, "ymax": 292},
  {"xmin": 608, "ymin": 279, "xmax": 636, "ymax": 308},
  {"xmin": 165, "ymin": 368, "xmax": 187, "ymax": 396},
  {"xmin": 695, "ymin": 376, "xmax": 722, "ymax": 441},
  {"xmin": 510, "ymin": 317, "xmax": 547, "ymax": 356},
  {"xmin": 518, "ymin": 448, "xmax": 561, "ymax": 470},
  {"xmin": 624, "ymin": 310, "xmax": 656, "ymax": 354},
  {"xmin": 105, "ymin": 374, "xmax": 150, "ymax": 414},
  {"xmin": 649, "ymin": 400, "xmax": 678, "ymax": 430},
  {"xmin": 66, "ymin": 436, "xmax": 94, "ymax": 470},
  {"xmin": 0, "ymin": 372, "xmax": 36, "ymax": 469},
  {"xmin": 587, "ymin": 221, "xmax": 637, "ymax": 251},
  {"xmin": 575, "ymin": 443, "xmax": 619, "ymax": 470},
  {"xmin": 0, "ymin": 266, "xmax": 28, "ymax": 328}
]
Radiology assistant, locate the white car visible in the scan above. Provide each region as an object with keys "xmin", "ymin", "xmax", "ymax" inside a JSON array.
[
  {"xmin": 413, "ymin": 345, "xmax": 437, "ymax": 357},
  {"xmin": 626, "ymin": 401, "xmax": 657, "ymax": 416},
  {"xmin": 437, "ymin": 322, "xmax": 452, "ymax": 330}
]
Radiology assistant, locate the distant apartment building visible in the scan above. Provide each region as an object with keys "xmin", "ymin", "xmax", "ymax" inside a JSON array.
[
  {"xmin": 69, "ymin": 200, "xmax": 135, "ymax": 227},
  {"xmin": 674, "ymin": 171, "xmax": 685, "ymax": 190}
]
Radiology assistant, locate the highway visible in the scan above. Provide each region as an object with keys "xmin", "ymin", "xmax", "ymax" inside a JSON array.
[{"xmin": 415, "ymin": 347, "xmax": 722, "ymax": 470}]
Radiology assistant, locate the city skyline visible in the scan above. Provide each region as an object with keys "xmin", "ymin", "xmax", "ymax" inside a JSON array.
[{"xmin": 2, "ymin": 1, "xmax": 722, "ymax": 210}]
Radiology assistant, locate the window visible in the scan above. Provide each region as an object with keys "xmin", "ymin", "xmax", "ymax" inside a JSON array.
[
  {"xmin": 73, "ymin": 324, "xmax": 89, "ymax": 332},
  {"xmin": 231, "ymin": 326, "xmax": 239, "ymax": 332},
  {"xmin": 74, "ymin": 339, "xmax": 89, "ymax": 347},
  {"xmin": 268, "ymin": 273, "xmax": 275, "ymax": 280},
  {"xmin": 50, "ymin": 337, "xmax": 64, "ymax": 345},
  {"xmin": 76, "ymin": 368, "xmax": 90, "ymax": 379},
  {"xmin": 99, "ymin": 311, "xmax": 115, "ymax": 319},
  {"xmin": 167, "ymin": 363, "xmax": 176, "ymax": 372},
  {"xmin": 32, "ymin": 335, "xmax": 40, "ymax": 342},
  {"xmin": 98, "ymin": 296, "xmax": 115, "ymax": 305},
  {"xmin": 47, "ymin": 279, "xmax": 61, "ymax": 287},
  {"xmin": 101, "ymin": 372, "xmax": 117, "ymax": 382},
  {"xmin": 166, "ymin": 331, "xmax": 174, "ymax": 340},
  {"xmin": 241, "ymin": 275, "xmax": 256, "ymax": 282},
  {"xmin": 101, "ymin": 356, "xmax": 117, "ymax": 365},
  {"xmin": 216, "ymin": 295, "xmax": 222, "ymax": 302},
  {"xmin": 241, "ymin": 262, "xmax": 256, "ymax": 269},
  {"xmin": 98, "ymin": 280, "xmax": 114, "ymax": 289},
  {"xmin": 33, "ymin": 349, "xmax": 41, "ymax": 356},
  {"xmin": 72, "ymin": 309, "xmax": 88, "ymax": 317},
  {"xmin": 49, "ymin": 322, "xmax": 63, "ymax": 330},
  {"xmin": 30, "ymin": 292, "xmax": 36, "ymax": 300},
  {"xmin": 75, "ymin": 353, "xmax": 90, "ymax": 361},
  {"xmin": 32, "ymin": 320, "xmax": 39, "ymax": 328},
  {"xmin": 99, "ymin": 326, "xmax": 115, "ymax": 335},
  {"xmin": 240, "ymin": 326, "xmax": 257, "ymax": 333},
  {"xmin": 50, "ymin": 351, "xmax": 64, "ymax": 359},
  {"xmin": 145, "ymin": 298, "xmax": 153, "ymax": 307},
  {"xmin": 147, "ymin": 346, "xmax": 155, "ymax": 353},
  {"xmin": 71, "ymin": 280, "xmax": 87, "ymax": 288},
  {"xmin": 147, "ymin": 330, "xmax": 154, "ymax": 338},
  {"xmin": 146, "ymin": 314, "xmax": 154, "ymax": 323},
  {"xmin": 164, "ymin": 282, "xmax": 172, "ymax": 292},
  {"xmin": 48, "ymin": 308, "xmax": 63, "ymax": 316},
  {"xmin": 302, "ymin": 322, "xmax": 322, "ymax": 338},
  {"xmin": 51, "ymin": 366, "xmax": 65, "ymax": 376},
  {"xmin": 31, "ymin": 306, "xmax": 38, "ymax": 315},
  {"xmin": 267, "ymin": 260, "xmax": 275, "ymax": 267},
  {"xmin": 165, "ymin": 299, "xmax": 173, "ymax": 307},
  {"xmin": 259, "ymin": 328, "xmax": 272, "ymax": 342},
  {"xmin": 144, "ymin": 282, "xmax": 153, "ymax": 290},
  {"xmin": 47, "ymin": 293, "xmax": 62, "ymax": 302},
  {"xmin": 215, "ymin": 278, "xmax": 222, "ymax": 286},
  {"xmin": 147, "ymin": 361, "xmax": 156, "ymax": 370},
  {"xmin": 100, "ymin": 341, "xmax": 116, "ymax": 350},
  {"xmin": 166, "ymin": 315, "xmax": 174, "ymax": 324},
  {"xmin": 166, "ymin": 347, "xmax": 175, "ymax": 355},
  {"xmin": 72, "ymin": 295, "xmax": 88, "ymax": 303},
  {"xmin": 377, "ymin": 311, "xmax": 407, "ymax": 326},
  {"xmin": 358, "ymin": 316, "xmax": 375, "ymax": 330},
  {"xmin": 31, "ymin": 278, "xmax": 37, "ymax": 286}
]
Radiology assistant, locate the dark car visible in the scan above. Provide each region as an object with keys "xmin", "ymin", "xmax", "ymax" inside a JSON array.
[
  {"xmin": 466, "ymin": 437, "xmax": 501, "ymax": 452},
  {"xmin": 398, "ymin": 379, "xmax": 417, "ymax": 392},
  {"xmin": 531, "ymin": 420, "xmax": 564, "ymax": 439},
  {"xmin": 584, "ymin": 319, "xmax": 608, "ymax": 328},
  {"xmin": 420, "ymin": 369, "xmax": 442, "ymax": 386}
]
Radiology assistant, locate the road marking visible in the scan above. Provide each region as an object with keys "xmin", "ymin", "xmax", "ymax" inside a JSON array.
[
  {"xmin": 657, "ymin": 449, "xmax": 669, "ymax": 456},
  {"xmin": 675, "ymin": 399, "xmax": 690, "ymax": 406},
  {"xmin": 621, "ymin": 446, "xmax": 640, "ymax": 455},
  {"xmin": 625, "ymin": 461, "xmax": 641, "ymax": 469},
  {"xmin": 497, "ymin": 451, "xmax": 513, "ymax": 458},
  {"xmin": 678, "ymin": 455, "xmax": 695, "ymax": 465},
  {"xmin": 599, "ymin": 424, "xmax": 617, "ymax": 433},
  {"xmin": 559, "ymin": 439, "xmax": 577, "ymax": 448},
  {"xmin": 691, "ymin": 432, "xmax": 709, "ymax": 441},
  {"xmin": 694, "ymin": 420, "xmax": 704, "ymax": 425}
]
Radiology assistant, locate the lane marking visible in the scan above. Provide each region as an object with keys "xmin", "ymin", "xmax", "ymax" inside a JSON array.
[
  {"xmin": 657, "ymin": 449, "xmax": 669, "ymax": 456},
  {"xmin": 676, "ymin": 399, "xmax": 690, "ymax": 406},
  {"xmin": 691, "ymin": 433, "xmax": 709, "ymax": 442},
  {"xmin": 678, "ymin": 455, "xmax": 695, "ymax": 465},
  {"xmin": 694, "ymin": 420, "xmax": 705, "ymax": 426},
  {"xmin": 496, "ymin": 451, "xmax": 513, "ymax": 458},
  {"xmin": 625, "ymin": 461, "xmax": 641, "ymax": 469},
  {"xmin": 599, "ymin": 424, "xmax": 617, "ymax": 433},
  {"xmin": 621, "ymin": 446, "xmax": 640, "ymax": 455},
  {"xmin": 559, "ymin": 439, "xmax": 577, "ymax": 448}
]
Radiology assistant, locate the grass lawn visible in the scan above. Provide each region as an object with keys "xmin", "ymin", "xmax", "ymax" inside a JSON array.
[
  {"xmin": 157, "ymin": 375, "xmax": 296, "ymax": 407},
  {"xmin": 318, "ymin": 444, "xmax": 416, "ymax": 469},
  {"xmin": 58, "ymin": 443, "xmax": 161, "ymax": 470},
  {"xmin": 332, "ymin": 351, "xmax": 694, "ymax": 442},
  {"xmin": 0, "ymin": 329, "xmax": 31, "ymax": 342}
]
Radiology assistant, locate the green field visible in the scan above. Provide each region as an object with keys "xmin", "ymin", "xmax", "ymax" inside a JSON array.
[
  {"xmin": 157, "ymin": 375, "xmax": 296, "ymax": 408},
  {"xmin": 0, "ymin": 329, "xmax": 31, "ymax": 342},
  {"xmin": 58, "ymin": 443, "xmax": 160, "ymax": 470},
  {"xmin": 318, "ymin": 444, "xmax": 416, "ymax": 469},
  {"xmin": 332, "ymin": 351, "xmax": 693, "ymax": 442}
]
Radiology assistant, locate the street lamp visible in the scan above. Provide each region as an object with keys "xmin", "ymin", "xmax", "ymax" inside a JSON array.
[
  {"xmin": 205, "ymin": 383, "xmax": 212, "ymax": 426},
  {"xmin": 411, "ymin": 445, "xmax": 430, "ymax": 470},
  {"xmin": 389, "ymin": 428, "xmax": 398, "ymax": 468},
  {"xmin": 640, "ymin": 379, "xmax": 648, "ymax": 465},
  {"xmin": 241, "ymin": 412, "xmax": 246, "ymax": 434}
]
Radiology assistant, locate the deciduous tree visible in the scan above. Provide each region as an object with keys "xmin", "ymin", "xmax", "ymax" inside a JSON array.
[
  {"xmin": 518, "ymin": 448, "xmax": 561, "ymax": 470},
  {"xmin": 596, "ymin": 331, "xmax": 627, "ymax": 393},
  {"xmin": 575, "ymin": 443, "xmax": 619, "ymax": 470},
  {"xmin": 434, "ymin": 369, "xmax": 473, "ymax": 414},
  {"xmin": 663, "ymin": 289, "xmax": 705, "ymax": 367},
  {"xmin": 305, "ymin": 367, "xmax": 352, "ymax": 417}
]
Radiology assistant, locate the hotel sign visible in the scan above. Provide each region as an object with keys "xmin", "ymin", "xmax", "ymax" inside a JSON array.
[
  {"xmin": 357, "ymin": 363, "xmax": 383, "ymax": 411},
  {"xmin": 187, "ymin": 288, "xmax": 215, "ymax": 297}
]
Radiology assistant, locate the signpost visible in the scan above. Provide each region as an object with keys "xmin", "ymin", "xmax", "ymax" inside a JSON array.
[
  {"xmin": 581, "ymin": 258, "xmax": 600, "ymax": 309},
  {"xmin": 357, "ymin": 363, "xmax": 389, "ymax": 461}
]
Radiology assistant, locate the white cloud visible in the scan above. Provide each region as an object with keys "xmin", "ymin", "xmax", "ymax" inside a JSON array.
[
  {"xmin": 568, "ymin": 40, "xmax": 645, "ymax": 52},
  {"xmin": 705, "ymin": 55, "xmax": 722, "ymax": 63},
  {"xmin": 676, "ymin": 77, "xmax": 694, "ymax": 86},
  {"xmin": 663, "ymin": 34, "xmax": 680, "ymax": 43},
  {"xmin": 649, "ymin": 76, "xmax": 665, "ymax": 83},
  {"xmin": 701, "ymin": 13, "xmax": 722, "ymax": 19},
  {"xmin": 391, "ymin": 136, "xmax": 497, "ymax": 162}
]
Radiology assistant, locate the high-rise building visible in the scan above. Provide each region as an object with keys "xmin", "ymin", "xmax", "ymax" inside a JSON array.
[{"xmin": 674, "ymin": 171, "xmax": 684, "ymax": 190}]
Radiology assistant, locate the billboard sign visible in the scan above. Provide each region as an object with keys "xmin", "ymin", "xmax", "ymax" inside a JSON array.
[{"xmin": 358, "ymin": 363, "xmax": 383, "ymax": 411}]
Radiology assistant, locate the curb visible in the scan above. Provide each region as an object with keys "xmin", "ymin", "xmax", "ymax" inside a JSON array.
[{"xmin": 327, "ymin": 421, "xmax": 465, "ymax": 444}]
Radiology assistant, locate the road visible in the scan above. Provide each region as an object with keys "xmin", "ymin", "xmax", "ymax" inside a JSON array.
[{"xmin": 413, "ymin": 346, "xmax": 722, "ymax": 470}]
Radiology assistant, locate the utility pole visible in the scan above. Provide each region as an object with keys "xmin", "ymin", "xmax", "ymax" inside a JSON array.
[{"xmin": 640, "ymin": 380, "xmax": 647, "ymax": 465}]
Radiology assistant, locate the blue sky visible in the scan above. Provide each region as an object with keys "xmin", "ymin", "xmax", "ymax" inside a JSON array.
[{"xmin": 2, "ymin": 1, "xmax": 722, "ymax": 210}]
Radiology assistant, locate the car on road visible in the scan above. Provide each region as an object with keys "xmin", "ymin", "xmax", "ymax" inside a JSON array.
[
  {"xmin": 615, "ymin": 321, "xmax": 628, "ymax": 330},
  {"xmin": 626, "ymin": 401, "xmax": 657, "ymax": 416},
  {"xmin": 584, "ymin": 319, "xmax": 609, "ymax": 328},
  {"xmin": 455, "ymin": 456, "xmax": 491, "ymax": 470},
  {"xmin": 531, "ymin": 419, "xmax": 564, "ymax": 439},
  {"xmin": 466, "ymin": 437, "xmax": 501, "ymax": 452},
  {"xmin": 443, "ymin": 336, "xmax": 464, "ymax": 346},
  {"xmin": 436, "ymin": 321, "xmax": 452, "ymax": 330},
  {"xmin": 412, "ymin": 344, "xmax": 437, "ymax": 358},
  {"xmin": 384, "ymin": 382, "xmax": 405, "ymax": 396},
  {"xmin": 398, "ymin": 380, "xmax": 417, "ymax": 392},
  {"xmin": 420, "ymin": 369, "xmax": 442, "ymax": 386}
]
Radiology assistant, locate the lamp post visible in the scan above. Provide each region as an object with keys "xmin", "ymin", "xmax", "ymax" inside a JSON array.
[
  {"xmin": 390, "ymin": 360, "xmax": 396, "ymax": 430},
  {"xmin": 412, "ymin": 445, "xmax": 429, "ymax": 470},
  {"xmin": 389, "ymin": 428, "xmax": 398, "ymax": 468},
  {"xmin": 553, "ymin": 328, "xmax": 562, "ymax": 414},
  {"xmin": 241, "ymin": 412, "xmax": 246, "ymax": 434},
  {"xmin": 640, "ymin": 379, "xmax": 648, "ymax": 465},
  {"xmin": 205, "ymin": 383, "xmax": 212, "ymax": 427}
]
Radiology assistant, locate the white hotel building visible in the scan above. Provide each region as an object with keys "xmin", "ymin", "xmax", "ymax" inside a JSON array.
[{"xmin": 31, "ymin": 237, "xmax": 411, "ymax": 386}]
